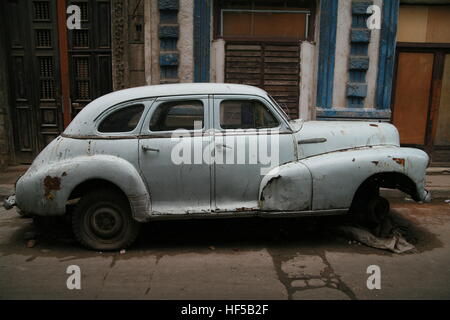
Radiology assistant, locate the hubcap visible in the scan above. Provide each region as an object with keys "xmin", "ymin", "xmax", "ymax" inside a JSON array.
[{"xmin": 90, "ymin": 207, "xmax": 123, "ymax": 238}]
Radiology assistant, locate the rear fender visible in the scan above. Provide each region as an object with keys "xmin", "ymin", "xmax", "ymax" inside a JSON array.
[{"xmin": 15, "ymin": 155, "xmax": 151, "ymax": 222}]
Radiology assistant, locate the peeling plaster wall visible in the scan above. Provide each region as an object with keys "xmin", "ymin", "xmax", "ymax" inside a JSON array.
[
  {"xmin": 0, "ymin": 32, "xmax": 12, "ymax": 168},
  {"xmin": 299, "ymin": 42, "xmax": 316, "ymax": 120},
  {"xmin": 144, "ymin": 0, "xmax": 160, "ymax": 84},
  {"xmin": 178, "ymin": 0, "xmax": 194, "ymax": 82},
  {"xmin": 211, "ymin": 39, "xmax": 225, "ymax": 83},
  {"xmin": 331, "ymin": 0, "xmax": 381, "ymax": 109},
  {"xmin": 332, "ymin": 0, "xmax": 351, "ymax": 109},
  {"xmin": 365, "ymin": 0, "xmax": 382, "ymax": 108}
]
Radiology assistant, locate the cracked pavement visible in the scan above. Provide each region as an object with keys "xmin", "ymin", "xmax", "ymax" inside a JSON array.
[{"xmin": 1, "ymin": 199, "xmax": 450, "ymax": 299}]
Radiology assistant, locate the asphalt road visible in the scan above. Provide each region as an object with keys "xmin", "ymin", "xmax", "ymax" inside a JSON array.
[{"xmin": 1, "ymin": 199, "xmax": 450, "ymax": 300}]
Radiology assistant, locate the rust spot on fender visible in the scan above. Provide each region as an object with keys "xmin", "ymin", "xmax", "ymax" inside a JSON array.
[
  {"xmin": 393, "ymin": 158, "xmax": 405, "ymax": 167},
  {"xmin": 369, "ymin": 124, "xmax": 378, "ymax": 127},
  {"xmin": 44, "ymin": 176, "xmax": 61, "ymax": 200}
]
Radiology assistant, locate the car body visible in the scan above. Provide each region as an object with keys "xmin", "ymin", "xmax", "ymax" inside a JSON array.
[{"xmin": 4, "ymin": 83, "xmax": 431, "ymax": 250}]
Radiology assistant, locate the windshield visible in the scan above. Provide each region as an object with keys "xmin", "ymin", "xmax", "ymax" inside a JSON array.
[{"xmin": 268, "ymin": 95, "xmax": 291, "ymax": 123}]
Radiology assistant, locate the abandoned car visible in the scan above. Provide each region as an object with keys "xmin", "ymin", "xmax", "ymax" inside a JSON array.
[{"xmin": 3, "ymin": 83, "xmax": 431, "ymax": 250}]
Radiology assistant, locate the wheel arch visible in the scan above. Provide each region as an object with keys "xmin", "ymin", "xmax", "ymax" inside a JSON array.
[{"xmin": 350, "ymin": 171, "xmax": 420, "ymax": 211}]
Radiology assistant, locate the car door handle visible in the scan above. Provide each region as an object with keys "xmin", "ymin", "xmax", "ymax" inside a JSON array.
[
  {"xmin": 216, "ymin": 143, "xmax": 232, "ymax": 149},
  {"xmin": 298, "ymin": 138, "xmax": 327, "ymax": 144},
  {"xmin": 141, "ymin": 145, "xmax": 159, "ymax": 152}
]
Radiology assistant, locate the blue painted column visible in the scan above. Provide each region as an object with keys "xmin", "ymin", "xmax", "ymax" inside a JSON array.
[
  {"xmin": 316, "ymin": 0, "xmax": 338, "ymax": 109},
  {"xmin": 193, "ymin": 0, "xmax": 211, "ymax": 82},
  {"xmin": 159, "ymin": 0, "xmax": 180, "ymax": 83},
  {"xmin": 347, "ymin": 1, "xmax": 373, "ymax": 108},
  {"xmin": 376, "ymin": 0, "xmax": 399, "ymax": 110}
]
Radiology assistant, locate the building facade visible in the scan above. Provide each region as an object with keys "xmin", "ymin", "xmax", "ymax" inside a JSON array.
[{"xmin": 0, "ymin": 0, "xmax": 447, "ymax": 168}]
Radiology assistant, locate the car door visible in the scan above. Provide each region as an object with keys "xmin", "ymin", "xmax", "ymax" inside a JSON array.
[
  {"xmin": 138, "ymin": 95, "xmax": 212, "ymax": 215},
  {"xmin": 212, "ymin": 95, "xmax": 297, "ymax": 212}
]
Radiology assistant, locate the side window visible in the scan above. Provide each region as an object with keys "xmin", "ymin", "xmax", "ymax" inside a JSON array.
[
  {"xmin": 98, "ymin": 104, "xmax": 145, "ymax": 133},
  {"xmin": 149, "ymin": 100, "xmax": 204, "ymax": 131},
  {"xmin": 220, "ymin": 100, "xmax": 279, "ymax": 129}
]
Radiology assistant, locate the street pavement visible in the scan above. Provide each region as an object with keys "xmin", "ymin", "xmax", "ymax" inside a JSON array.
[{"xmin": 1, "ymin": 199, "xmax": 450, "ymax": 300}]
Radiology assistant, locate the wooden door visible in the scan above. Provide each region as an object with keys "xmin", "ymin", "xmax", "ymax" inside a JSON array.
[
  {"xmin": 392, "ymin": 52, "xmax": 434, "ymax": 145},
  {"xmin": 3, "ymin": 0, "xmax": 63, "ymax": 163},
  {"xmin": 392, "ymin": 48, "xmax": 450, "ymax": 165},
  {"xmin": 225, "ymin": 42, "xmax": 300, "ymax": 119},
  {"xmin": 2, "ymin": 0, "xmax": 112, "ymax": 163},
  {"xmin": 67, "ymin": 0, "xmax": 112, "ymax": 117}
]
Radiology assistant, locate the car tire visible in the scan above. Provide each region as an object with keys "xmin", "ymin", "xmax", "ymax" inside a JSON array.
[{"xmin": 72, "ymin": 190, "xmax": 140, "ymax": 251}]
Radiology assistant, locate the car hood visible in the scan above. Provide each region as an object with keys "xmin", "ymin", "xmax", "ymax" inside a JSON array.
[{"xmin": 295, "ymin": 121, "xmax": 400, "ymax": 159}]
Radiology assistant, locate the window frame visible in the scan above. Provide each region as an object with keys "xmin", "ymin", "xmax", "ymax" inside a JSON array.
[
  {"xmin": 140, "ymin": 95, "xmax": 210, "ymax": 137},
  {"xmin": 94, "ymin": 99, "xmax": 152, "ymax": 137},
  {"xmin": 213, "ymin": 94, "xmax": 290, "ymax": 133}
]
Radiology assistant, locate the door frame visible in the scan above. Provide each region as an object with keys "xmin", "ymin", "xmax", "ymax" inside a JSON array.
[{"xmin": 391, "ymin": 43, "xmax": 450, "ymax": 165}]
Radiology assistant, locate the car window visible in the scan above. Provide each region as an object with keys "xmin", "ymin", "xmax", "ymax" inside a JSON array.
[
  {"xmin": 220, "ymin": 100, "xmax": 279, "ymax": 129},
  {"xmin": 149, "ymin": 100, "xmax": 204, "ymax": 131},
  {"xmin": 98, "ymin": 104, "xmax": 145, "ymax": 133}
]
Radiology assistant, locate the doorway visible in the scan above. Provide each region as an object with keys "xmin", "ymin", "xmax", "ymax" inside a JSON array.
[
  {"xmin": 392, "ymin": 46, "xmax": 450, "ymax": 165},
  {"xmin": 2, "ymin": 0, "xmax": 112, "ymax": 163}
]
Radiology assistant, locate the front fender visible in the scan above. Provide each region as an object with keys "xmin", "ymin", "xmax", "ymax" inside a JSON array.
[
  {"xmin": 15, "ymin": 155, "xmax": 151, "ymax": 222},
  {"xmin": 301, "ymin": 146, "xmax": 429, "ymax": 210},
  {"xmin": 258, "ymin": 161, "xmax": 312, "ymax": 211}
]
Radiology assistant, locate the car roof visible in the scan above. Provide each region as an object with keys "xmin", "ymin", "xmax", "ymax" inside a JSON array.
[{"xmin": 64, "ymin": 83, "xmax": 270, "ymax": 136}]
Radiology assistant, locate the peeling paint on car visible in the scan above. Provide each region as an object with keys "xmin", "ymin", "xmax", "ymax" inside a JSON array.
[{"xmin": 9, "ymin": 84, "xmax": 430, "ymax": 222}]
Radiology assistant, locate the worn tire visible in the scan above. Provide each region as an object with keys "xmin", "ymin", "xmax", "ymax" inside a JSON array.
[{"xmin": 72, "ymin": 190, "xmax": 140, "ymax": 251}]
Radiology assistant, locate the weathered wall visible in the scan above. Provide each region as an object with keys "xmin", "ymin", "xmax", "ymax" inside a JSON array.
[
  {"xmin": 0, "ymin": 30, "xmax": 12, "ymax": 169},
  {"xmin": 111, "ymin": 0, "xmax": 146, "ymax": 89},
  {"xmin": 128, "ymin": 0, "xmax": 146, "ymax": 87},
  {"xmin": 178, "ymin": 0, "xmax": 194, "ymax": 82},
  {"xmin": 365, "ymin": 0, "xmax": 382, "ymax": 109},
  {"xmin": 144, "ymin": 0, "xmax": 160, "ymax": 84},
  {"xmin": 299, "ymin": 42, "xmax": 317, "ymax": 120},
  {"xmin": 331, "ymin": 0, "xmax": 352, "ymax": 109}
]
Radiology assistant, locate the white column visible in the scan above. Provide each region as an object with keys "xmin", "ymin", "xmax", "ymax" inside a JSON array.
[
  {"xmin": 332, "ymin": 0, "xmax": 352, "ymax": 109},
  {"xmin": 299, "ymin": 41, "xmax": 316, "ymax": 120},
  {"xmin": 365, "ymin": 0, "xmax": 382, "ymax": 108},
  {"xmin": 211, "ymin": 39, "xmax": 225, "ymax": 83},
  {"xmin": 178, "ymin": 0, "xmax": 194, "ymax": 82}
]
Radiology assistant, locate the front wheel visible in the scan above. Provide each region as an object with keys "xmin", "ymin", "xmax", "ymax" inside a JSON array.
[{"xmin": 71, "ymin": 190, "xmax": 140, "ymax": 250}]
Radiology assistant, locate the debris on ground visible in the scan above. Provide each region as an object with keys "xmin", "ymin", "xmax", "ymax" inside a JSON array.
[
  {"xmin": 119, "ymin": 249, "xmax": 126, "ymax": 254},
  {"xmin": 208, "ymin": 246, "xmax": 215, "ymax": 250},
  {"xmin": 26, "ymin": 239, "xmax": 36, "ymax": 248},
  {"xmin": 335, "ymin": 209, "xmax": 416, "ymax": 254},
  {"xmin": 336, "ymin": 225, "xmax": 415, "ymax": 253}
]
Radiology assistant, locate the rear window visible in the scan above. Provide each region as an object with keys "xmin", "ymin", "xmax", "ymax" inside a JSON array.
[{"xmin": 98, "ymin": 104, "xmax": 145, "ymax": 133}]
